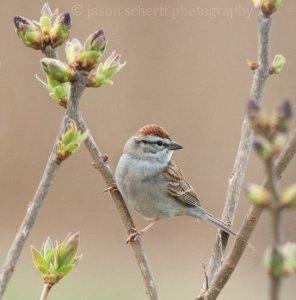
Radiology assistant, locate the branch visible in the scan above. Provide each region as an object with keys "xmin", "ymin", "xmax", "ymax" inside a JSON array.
[
  {"xmin": 197, "ymin": 128, "xmax": 296, "ymax": 300},
  {"xmin": 40, "ymin": 284, "xmax": 52, "ymax": 300},
  {"xmin": 1, "ymin": 41, "xmax": 158, "ymax": 300},
  {"xmin": 266, "ymin": 157, "xmax": 282, "ymax": 300},
  {"xmin": 75, "ymin": 111, "xmax": 158, "ymax": 300},
  {"xmin": 0, "ymin": 155, "xmax": 59, "ymax": 298},
  {"xmin": 0, "ymin": 64, "xmax": 85, "ymax": 298},
  {"xmin": 45, "ymin": 47, "xmax": 158, "ymax": 299},
  {"xmin": 203, "ymin": 11, "xmax": 272, "ymax": 288}
]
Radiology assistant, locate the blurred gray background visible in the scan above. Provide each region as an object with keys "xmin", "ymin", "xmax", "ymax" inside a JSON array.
[{"xmin": 0, "ymin": 0, "xmax": 295, "ymax": 299}]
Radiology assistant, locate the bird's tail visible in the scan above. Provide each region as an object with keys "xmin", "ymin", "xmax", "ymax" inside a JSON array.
[{"xmin": 195, "ymin": 208, "xmax": 236, "ymax": 237}]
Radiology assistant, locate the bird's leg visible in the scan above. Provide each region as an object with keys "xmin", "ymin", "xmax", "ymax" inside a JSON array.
[
  {"xmin": 126, "ymin": 219, "xmax": 159, "ymax": 244},
  {"xmin": 103, "ymin": 183, "xmax": 118, "ymax": 193}
]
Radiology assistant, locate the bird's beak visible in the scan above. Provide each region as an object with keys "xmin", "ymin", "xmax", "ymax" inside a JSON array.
[{"xmin": 168, "ymin": 142, "xmax": 183, "ymax": 150}]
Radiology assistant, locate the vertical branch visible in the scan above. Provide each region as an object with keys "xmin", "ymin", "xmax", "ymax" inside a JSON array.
[
  {"xmin": 266, "ymin": 159, "xmax": 282, "ymax": 246},
  {"xmin": 266, "ymin": 158, "xmax": 282, "ymax": 300},
  {"xmin": 203, "ymin": 11, "xmax": 272, "ymax": 288},
  {"xmin": 197, "ymin": 128, "xmax": 296, "ymax": 300}
]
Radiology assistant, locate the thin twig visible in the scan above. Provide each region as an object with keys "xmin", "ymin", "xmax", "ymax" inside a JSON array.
[
  {"xmin": 197, "ymin": 128, "xmax": 296, "ymax": 300},
  {"xmin": 40, "ymin": 284, "xmax": 52, "ymax": 300},
  {"xmin": 266, "ymin": 158, "xmax": 282, "ymax": 300},
  {"xmin": 203, "ymin": 11, "xmax": 272, "ymax": 289},
  {"xmin": 0, "ymin": 155, "xmax": 59, "ymax": 299},
  {"xmin": 75, "ymin": 111, "xmax": 158, "ymax": 300},
  {"xmin": 0, "ymin": 54, "xmax": 86, "ymax": 299}
]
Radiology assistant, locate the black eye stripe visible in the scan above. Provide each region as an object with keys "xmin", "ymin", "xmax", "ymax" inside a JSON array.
[{"xmin": 141, "ymin": 140, "xmax": 166, "ymax": 146}]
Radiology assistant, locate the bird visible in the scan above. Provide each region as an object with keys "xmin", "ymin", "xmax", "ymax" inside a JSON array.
[{"xmin": 114, "ymin": 124, "xmax": 236, "ymax": 243}]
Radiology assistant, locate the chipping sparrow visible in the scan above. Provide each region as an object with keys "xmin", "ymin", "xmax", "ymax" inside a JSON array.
[{"xmin": 115, "ymin": 124, "xmax": 236, "ymax": 243}]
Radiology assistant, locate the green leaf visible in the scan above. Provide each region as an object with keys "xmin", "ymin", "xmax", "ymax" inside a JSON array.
[
  {"xmin": 57, "ymin": 123, "xmax": 88, "ymax": 160},
  {"xmin": 87, "ymin": 51, "xmax": 126, "ymax": 88},
  {"xmin": 40, "ymin": 15, "xmax": 52, "ymax": 32},
  {"xmin": 42, "ymin": 237, "xmax": 54, "ymax": 257},
  {"xmin": 31, "ymin": 246, "xmax": 47, "ymax": 271},
  {"xmin": 37, "ymin": 265, "xmax": 48, "ymax": 274},
  {"xmin": 246, "ymin": 184, "xmax": 271, "ymax": 206},
  {"xmin": 102, "ymin": 79, "xmax": 114, "ymax": 86},
  {"xmin": 50, "ymin": 13, "xmax": 71, "ymax": 48},
  {"xmin": 44, "ymin": 249, "xmax": 55, "ymax": 266},
  {"xmin": 79, "ymin": 50, "xmax": 100, "ymax": 70},
  {"xmin": 41, "ymin": 58, "xmax": 75, "ymax": 83},
  {"xmin": 67, "ymin": 143, "xmax": 78, "ymax": 153},
  {"xmin": 53, "ymin": 85, "xmax": 69, "ymax": 99},
  {"xmin": 57, "ymin": 232, "xmax": 79, "ymax": 266},
  {"xmin": 56, "ymin": 264, "xmax": 75, "ymax": 275},
  {"xmin": 65, "ymin": 38, "xmax": 83, "ymax": 65},
  {"xmin": 48, "ymin": 76, "xmax": 62, "ymax": 88},
  {"xmin": 271, "ymin": 54, "xmax": 286, "ymax": 74},
  {"xmin": 49, "ymin": 261, "xmax": 57, "ymax": 275},
  {"xmin": 264, "ymin": 247, "xmax": 285, "ymax": 277}
]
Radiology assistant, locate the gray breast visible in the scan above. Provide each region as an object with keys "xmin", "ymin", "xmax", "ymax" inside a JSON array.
[{"xmin": 115, "ymin": 155, "xmax": 187, "ymax": 219}]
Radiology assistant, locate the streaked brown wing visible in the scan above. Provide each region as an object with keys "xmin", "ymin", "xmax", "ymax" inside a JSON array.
[{"xmin": 163, "ymin": 160, "xmax": 201, "ymax": 207}]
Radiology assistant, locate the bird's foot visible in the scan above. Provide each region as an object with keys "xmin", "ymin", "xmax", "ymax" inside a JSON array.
[
  {"xmin": 126, "ymin": 220, "xmax": 158, "ymax": 244},
  {"xmin": 103, "ymin": 183, "xmax": 118, "ymax": 194},
  {"xmin": 126, "ymin": 228, "xmax": 143, "ymax": 244}
]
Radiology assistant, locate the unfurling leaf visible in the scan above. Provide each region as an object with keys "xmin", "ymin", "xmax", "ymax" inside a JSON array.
[
  {"xmin": 13, "ymin": 3, "xmax": 71, "ymax": 50},
  {"xmin": 270, "ymin": 54, "xmax": 286, "ymax": 74},
  {"xmin": 66, "ymin": 30, "xmax": 106, "ymax": 71},
  {"xmin": 50, "ymin": 12, "xmax": 71, "ymax": 48},
  {"xmin": 87, "ymin": 51, "xmax": 126, "ymax": 87},
  {"xmin": 40, "ymin": 58, "xmax": 75, "ymax": 82},
  {"xmin": 31, "ymin": 233, "xmax": 82, "ymax": 286},
  {"xmin": 57, "ymin": 121, "xmax": 88, "ymax": 162},
  {"xmin": 13, "ymin": 16, "xmax": 45, "ymax": 50},
  {"xmin": 245, "ymin": 184, "xmax": 272, "ymax": 207},
  {"xmin": 36, "ymin": 74, "xmax": 70, "ymax": 107}
]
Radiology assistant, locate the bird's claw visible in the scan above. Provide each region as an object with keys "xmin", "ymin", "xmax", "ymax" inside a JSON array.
[
  {"xmin": 103, "ymin": 183, "xmax": 118, "ymax": 194},
  {"xmin": 126, "ymin": 228, "xmax": 143, "ymax": 244}
]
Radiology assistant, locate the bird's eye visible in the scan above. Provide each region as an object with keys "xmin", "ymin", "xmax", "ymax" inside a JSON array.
[{"xmin": 156, "ymin": 141, "xmax": 163, "ymax": 146}]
